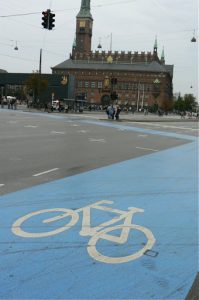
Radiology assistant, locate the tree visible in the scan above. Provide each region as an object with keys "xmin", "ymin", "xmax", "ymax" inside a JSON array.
[
  {"xmin": 183, "ymin": 94, "xmax": 197, "ymax": 111},
  {"xmin": 174, "ymin": 94, "xmax": 185, "ymax": 112},
  {"xmin": 25, "ymin": 73, "xmax": 48, "ymax": 105},
  {"xmin": 173, "ymin": 93, "xmax": 197, "ymax": 113}
]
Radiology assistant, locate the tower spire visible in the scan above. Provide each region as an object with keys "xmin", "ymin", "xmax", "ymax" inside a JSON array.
[
  {"xmin": 161, "ymin": 46, "xmax": 165, "ymax": 64},
  {"xmin": 154, "ymin": 35, "xmax": 158, "ymax": 52},
  {"xmin": 77, "ymin": 0, "xmax": 92, "ymax": 18},
  {"xmin": 73, "ymin": 37, "xmax": 76, "ymax": 49},
  {"xmin": 153, "ymin": 35, "xmax": 158, "ymax": 61},
  {"xmin": 74, "ymin": 0, "xmax": 93, "ymax": 55}
]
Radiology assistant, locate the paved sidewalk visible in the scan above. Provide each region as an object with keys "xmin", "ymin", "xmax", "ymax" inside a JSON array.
[{"xmin": 2, "ymin": 105, "xmax": 198, "ymax": 122}]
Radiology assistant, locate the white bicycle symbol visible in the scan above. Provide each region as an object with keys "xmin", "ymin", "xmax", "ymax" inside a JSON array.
[{"xmin": 12, "ymin": 200, "xmax": 156, "ymax": 264}]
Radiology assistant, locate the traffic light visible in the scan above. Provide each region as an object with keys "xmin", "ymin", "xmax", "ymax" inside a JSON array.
[
  {"xmin": 42, "ymin": 10, "xmax": 49, "ymax": 29},
  {"xmin": 42, "ymin": 10, "xmax": 55, "ymax": 30},
  {"xmin": 111, "ymin": 78, "xmax": 117, "ymax": 85},
  {"xmin": 110, "ymin": 91, "xmax": 118, "ymax": 100},
  {"xmin": 49, "ymin": 12, "xmax": 55, "ymax": 30}
]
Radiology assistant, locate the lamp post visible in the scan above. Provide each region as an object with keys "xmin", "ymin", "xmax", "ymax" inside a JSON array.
[
  {"xmin": 141, "ymin": 84, "xmax": 145, "ymax": 110},
  {"xmin": 137, "ymin": 82, "xmax": 140, "ymax": 111},
  {"xmin": 152, "ymin": 79, "xmax": 161, "ymax": 112}
]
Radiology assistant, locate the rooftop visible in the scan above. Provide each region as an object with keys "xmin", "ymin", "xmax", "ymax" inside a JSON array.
[{"xmin": 52, "ymin": 59, "xmax": 173, "ymax": 77}]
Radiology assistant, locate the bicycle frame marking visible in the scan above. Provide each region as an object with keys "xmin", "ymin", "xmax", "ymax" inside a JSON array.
[{"xmin": 12, "ymin": 200, "xmax": 156, "ymax": 264}]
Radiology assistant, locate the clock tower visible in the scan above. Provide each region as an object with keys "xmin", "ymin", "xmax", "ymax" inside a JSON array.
[{"xmin": 73, "ymin": 0, "xmax": 93, "ymax": 55}]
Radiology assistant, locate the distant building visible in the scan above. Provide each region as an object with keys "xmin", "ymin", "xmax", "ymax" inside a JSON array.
[
  {"xmin": 0, "ymin": 69, "xmax": 8, "ymax": 73},
  {"xmin": 0, "ymin": 73, "xmax": 75, "ymax": 103},
  {"xmin": 52, "ymin": 0, "xmax": 174, "ymax": 109}
]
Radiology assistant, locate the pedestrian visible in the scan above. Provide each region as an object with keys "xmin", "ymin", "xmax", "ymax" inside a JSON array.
[
  {"xmin": 65, "ymin": 104, "xmax": 69, "ymax": 113},
  {"xmin": 107, "ymin": 105, "xmax": 115, "ymax": 120},
  {"xmin": 0, "ymin": 98, "xmax": 3, "ymax": 108},
  {"xmin": 7, "ymin": 98, "xmax": 11, "ymax": 109},
  {"xmin": 13, "ymin": 99, "xmax": 17, "ymax": 110},
  {"xmin": 115, "ymin": 105, "xmax": 121, "ymax": 120},
  {"xmin": 47, "ymin": 102, "xmax": 52, "ymax": 113},
  {"xmin": 44, "ymin": 103, "xmax": 48, "ymax": 112}
]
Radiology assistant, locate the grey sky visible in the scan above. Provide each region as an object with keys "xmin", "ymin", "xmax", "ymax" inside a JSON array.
[{"xmin": 0, "ymin": 0, "xmax": 198, "ymax": 99}]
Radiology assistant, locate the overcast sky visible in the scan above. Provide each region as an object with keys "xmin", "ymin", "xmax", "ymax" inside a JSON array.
[{"xmin": 0, "ymin": 0, "xmax": 198, "ymax": 98}]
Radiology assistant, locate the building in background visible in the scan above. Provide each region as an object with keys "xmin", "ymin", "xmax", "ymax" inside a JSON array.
[
  {"xmin": 0, "ymin": 73, "xmax": 75, "ymax": 104},
  {"xmin": 52, "ymin": 0, "xmax": 174, "ymax": 110},
  {"xmin": 0, "ymin": 69, "xmax": 8, "ymax": 73}
]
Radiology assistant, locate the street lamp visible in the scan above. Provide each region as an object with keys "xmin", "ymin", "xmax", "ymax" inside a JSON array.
[
  {"xmin": 137, "ymin": 82, "xmax": 140, "ymax": 111},
  {"xmin": 97, "ymin": 37, "xmax": 102, "ymax": 49},
  {"xmin": 14, "ymin": 41, "xmax": 18, "ymax": 50},
  {"xmin": 191, "ymin": 30, "xmax": 197, "ymax": 42}
]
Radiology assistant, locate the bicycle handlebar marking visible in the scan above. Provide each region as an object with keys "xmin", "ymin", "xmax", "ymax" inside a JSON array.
[{"xmin": 11, "ymin": 200, "xmax": 156, "ymax": 264}]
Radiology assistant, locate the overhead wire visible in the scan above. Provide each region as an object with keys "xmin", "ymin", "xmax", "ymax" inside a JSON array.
[
  {"xmin": 0, "ymin": 0, "xmax": 136, "ymax": 17},
  {"xmin": 0, "ymin": 0, "xmax": 197, "ymax": 69},
  {"xmin": 0, "ymin": 52, "xmax": 38, "ymax": 62}
]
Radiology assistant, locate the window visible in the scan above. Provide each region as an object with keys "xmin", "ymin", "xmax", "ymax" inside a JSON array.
[
  {"xmin": 139, "ymin": 84, "xmax": 144, "ymax": 91},
  {"xmin": 91, "ymin": 82, "xmax": 96, "ymax": 88},
  {"xmin": 98, "ymin": 82, "xmax": 103, "ymax": 88},
  {"xmin": 133, "ymin": 83, "xmax": 138, "ymax": 91},
  {"xmin": 85, "ymin": 82, "xmax": 89, "ymax": 88},
  {"xmin": 78, "ymin": 81, "xmax": 83, "ymax": 88},
  {"xmin": 124, "ymin": 83, "xmax": 129, "ymax": 90},
  {"xmin": 120, "ymin": 83, "xmax": 125, "ymax": 90}
]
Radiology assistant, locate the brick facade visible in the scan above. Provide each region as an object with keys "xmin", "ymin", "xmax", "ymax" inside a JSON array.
[{"xmin": 52, "ymin": 0, "xmax": 173, "ymax": 110}]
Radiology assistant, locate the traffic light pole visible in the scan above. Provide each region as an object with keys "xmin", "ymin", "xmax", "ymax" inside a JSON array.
[
  {"xmin": 39, "ymin": 49, "xmax": 42, "ymax": 74},
  {"xmin": 110, "ymin": 77, "xmax": 118, "ymax": 102}
]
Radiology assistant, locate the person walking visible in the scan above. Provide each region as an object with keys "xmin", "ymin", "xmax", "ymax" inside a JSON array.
[
  {"xmin": 44, "ymin": 103, "xmax": 48, "ymax": 112},
  {"xmin": 115, "ymin": 105, "xmax": 121, "ymax": 120},
  {"xmin": 107, "ymin": 105, "xmax": 115, "ymax": 120}
]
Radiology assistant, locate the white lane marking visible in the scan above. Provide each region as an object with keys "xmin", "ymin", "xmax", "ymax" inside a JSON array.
[
  {"xmin": 24, "ymin": 125, "xmax": 38, "ymax": 128},
  {"xmin": 33, "ymin": 168, "xmax": 59, "ymax": 177},
  {"xmin": 9, "ymin": 157, "xmax": 22, "ymax": 161},
  {"xmin": 0, "ymin": 184, "xmax": 5, "ymax": 187},
  {"xmin": 77, "ymin": 130, "xmax": 89, "ymax": 133},
  {"xmin": 89, "ymin": 138, "xmax": 106, "ymax": 143},
  {"xmin": 71, "ymin": 124, "xmax": 79, "ymax": 127},
  {"xmin": 68, "ymin": 114, "xmax": 100, "ymax": 120},
  {"xmin": 161, "ymin": 125, "xmax": 198, "ymax": 131},
  {"xmin": 51, "ymin": 131, "xmax": 65, "ymax": 135},
  {"xmin": 8, "ymin": 120, "xmax": 17, "ymax": 124},
  {"xmin": 128, "ymin": 122, "xmax": 199, "ymax": 131},
  {"xmin": 136, "ymin": 147, "xmax": 158, "ymax": 152},
  {"xmin": 138, "ymin": 134, "xmax": 148, "ymax": 138},
  {"xmin": 118, "ymin": 128, "xmax": 126, "ymax": 131}
]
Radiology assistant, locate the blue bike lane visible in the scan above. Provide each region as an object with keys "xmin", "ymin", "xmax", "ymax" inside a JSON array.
[{"xmin": 0, "ymin": 120, "xmax": 198, "ymax": 299}]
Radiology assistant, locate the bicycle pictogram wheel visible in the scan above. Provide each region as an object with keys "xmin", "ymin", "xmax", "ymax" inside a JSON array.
[
  {"xmin": 12, "ymin": 208, "xmax": 79, "ymax": 238},
  {"xmin": 87, "ymin": 224, "xmax": 156, "ymax": 264}
]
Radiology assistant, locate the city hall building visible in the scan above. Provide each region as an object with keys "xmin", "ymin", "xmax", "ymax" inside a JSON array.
[{"xmin": 52, "ymin": 0, "xmax": 174, "ymax": 109}]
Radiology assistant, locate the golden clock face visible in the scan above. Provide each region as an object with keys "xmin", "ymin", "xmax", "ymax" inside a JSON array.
[
  {"xmin": 107, "ymin": 55, "xmax": 113, "ymax": 64},
  {"xmin": 61, "ymin": 76, "xmax": 68, "ymax": 85},
  {"xmin": 80, "ymin": 20, "xmax": 86, "ymax": 28},
  {"xmin": 104, "ymin": 77, "xmax": 110, "ymax": 88}
]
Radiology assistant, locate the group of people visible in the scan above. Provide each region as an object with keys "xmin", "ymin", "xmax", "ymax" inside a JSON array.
[
  {"xmin": 0, "ymin": 97, "xmax": 17, "ymax": 110},
  {"xmin": 106, "ymin": 104, "xmax": 121, "ymax": 120}
]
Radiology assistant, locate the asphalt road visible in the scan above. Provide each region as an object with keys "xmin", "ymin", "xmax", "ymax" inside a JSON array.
[{"xmin": 0, "ymin": 109, "xmax": 195, "ymax": 195}]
